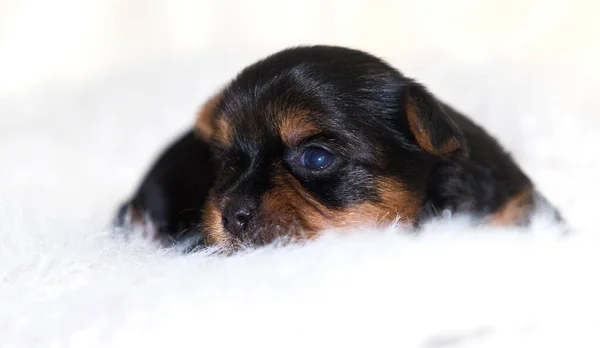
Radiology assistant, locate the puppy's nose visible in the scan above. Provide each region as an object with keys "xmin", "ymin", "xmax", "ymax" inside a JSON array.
[{"xmin": 222, "ymin": 199, "xmax": 256, "ymax": 236}]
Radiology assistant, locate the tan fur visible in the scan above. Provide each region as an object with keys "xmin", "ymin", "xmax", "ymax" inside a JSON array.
[
  {"xmin": 406, "ymin": 101, "xmax": 460, "ymax": 156},
  {"xmin": 194, "ymin": 93, "xmax": 222, "ymax": 142},
  {"xmin": 202, "ymin": 199, "xmax": 231, "ymax": 245},
  {"xmin": 212, "ymin": 118, "xmax": 233, "ymax": 147},
  {"xmin": 202, "ymin": 166, "xmax": 423, "ymax": 245},
  {"xmin": 487, "ymin": 188, "xmax": 535, "ymax": 226},
  {"xmin": 200, "ymin": 101, "xmax": 424, "ymax": 245},
  {"xmin": 278, "ymin": 109, "xmax": 320, "ymax": 148}
]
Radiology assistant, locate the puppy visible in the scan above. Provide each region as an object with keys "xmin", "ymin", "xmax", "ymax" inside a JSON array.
[
  {"xmin": 115, "ymin": 46, "xmax": 562, "ymax": 250},
  {"xmin": 114, "ymin": 130, "xmax": 214, "ymax": 251}
]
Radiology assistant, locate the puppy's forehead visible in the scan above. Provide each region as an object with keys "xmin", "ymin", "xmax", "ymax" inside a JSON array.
[
  {"xmin": 215, "ymin": 98, "xmax": 321, "ymax": 147},
  {"xmin": 214, "ymin": 94, "xmax": 387, "ymax": 166},
  {"xmin": 212, "ymin": 47, "xmax": 409, "ymax": 156}
]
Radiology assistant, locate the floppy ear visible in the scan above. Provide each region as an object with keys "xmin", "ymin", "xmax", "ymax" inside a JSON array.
[
  {"xmin": 194, "ymin": 92, "xmax": 223, "ymax": 142},
  {"xmin": 404, "ymin": 83, "xmax": 466, "ymax": 156}
]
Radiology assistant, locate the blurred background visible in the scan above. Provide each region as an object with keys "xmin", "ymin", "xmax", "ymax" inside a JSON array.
[
  {"xmin": 1, "ymin": 0, "xmax": 598, "ymax": 230},
  {"xmin": 1, "ymin": 0, "xmax": 599, "ymax": 96}
]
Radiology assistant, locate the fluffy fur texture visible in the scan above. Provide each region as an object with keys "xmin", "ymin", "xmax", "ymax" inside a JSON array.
[{"xmin": 1, "ymin": 51, "xmax": 598, "ymax": 347}]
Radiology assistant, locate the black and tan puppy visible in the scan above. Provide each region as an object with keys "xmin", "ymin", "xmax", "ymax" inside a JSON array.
[{"xmin": 115, "ymin": 46, "xmax": 561, "ymax": 250}]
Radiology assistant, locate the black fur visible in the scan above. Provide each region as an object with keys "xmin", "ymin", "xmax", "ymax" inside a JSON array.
[
  {"xmin": 114, "ymin": 46, "xmax": 560, "ymax": 248},
  {"xmin": 210, "ymin": 46, "xmax": 431, "ymax": 210},
  {"xmin": 115, "ymin": 130, "xmax": 214, "ymax": 250}
]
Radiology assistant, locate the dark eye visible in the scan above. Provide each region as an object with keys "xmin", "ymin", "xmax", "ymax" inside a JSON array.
[{"xmin": 301, "ymin": 148, "xmax": 334, "ymax": 171}]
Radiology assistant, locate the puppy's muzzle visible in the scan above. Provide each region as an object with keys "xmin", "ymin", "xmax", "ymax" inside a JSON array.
[{"xmin": 221, "ymin": 197, "xmax": 257, "ymax": 237}]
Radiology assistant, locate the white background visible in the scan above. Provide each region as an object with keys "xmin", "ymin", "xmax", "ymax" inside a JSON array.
[{"xmin": 1, "ymin": 0, "xmax": 599, "ymax": 96}]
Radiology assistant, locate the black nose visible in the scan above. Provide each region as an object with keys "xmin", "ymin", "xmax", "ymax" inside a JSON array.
[{"xmin": 222, "ymin": 199, "xmax": 256, "ymax": 236}]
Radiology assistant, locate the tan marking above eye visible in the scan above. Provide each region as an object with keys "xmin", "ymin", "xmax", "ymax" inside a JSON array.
[{"xmin": 277, "ymin": 108, "xmax": 320, "ymax": 148}]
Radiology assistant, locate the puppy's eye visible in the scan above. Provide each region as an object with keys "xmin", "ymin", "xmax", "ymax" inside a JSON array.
[{"xmin": 301, "ymin": 148, "xmax": 334, "ymax": 171}]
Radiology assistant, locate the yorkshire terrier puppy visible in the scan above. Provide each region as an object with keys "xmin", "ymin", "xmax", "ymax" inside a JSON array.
[{"xmin": 115, "ymin": 46, "xmax": 562, "ymax": 250}]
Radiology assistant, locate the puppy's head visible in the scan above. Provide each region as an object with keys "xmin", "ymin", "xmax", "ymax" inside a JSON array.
[{"xmin": 196, "ymin": 46, "xmax": 465, "ymax": 246}]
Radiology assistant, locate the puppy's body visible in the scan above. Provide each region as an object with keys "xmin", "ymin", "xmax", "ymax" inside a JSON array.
[
  {"xmin": 424, "ymin": 106, "xmax": 535, "ymax": 223},
  {"xmin": 115, "ymin": 131, "xmax": 214, "ymax": 250},
  {"xmin": 115, "ymin": 46, "xmax": 561, "ymax": 249}
]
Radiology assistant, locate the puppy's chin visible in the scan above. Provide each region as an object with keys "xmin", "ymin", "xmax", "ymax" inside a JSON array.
[{"xmin": 236, "ymin": 223, "xmax": 314, "ymax": 247}]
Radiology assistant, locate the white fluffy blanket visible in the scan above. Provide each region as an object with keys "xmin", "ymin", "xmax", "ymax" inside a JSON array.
[{"xmin": 1, "ymin": 52, "xmax": 599, "ymax": 347}]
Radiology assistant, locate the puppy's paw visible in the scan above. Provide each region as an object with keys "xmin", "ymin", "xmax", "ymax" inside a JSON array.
[
  {"xmin": 113, "ymin": 202, "xmax": 162, "ymax": 243},
  {"xmin": 113, "ymin": 202, "xmax": 206, "ymax": 252}
]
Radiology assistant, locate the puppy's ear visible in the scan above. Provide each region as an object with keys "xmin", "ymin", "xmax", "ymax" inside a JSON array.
[
  {"xmin": 404, "ymin": 83, "xmax": 465, "ymax": 156},
  {"xmin": 194, "ymin": 92, "xmax": 222, "ymax": 142}
]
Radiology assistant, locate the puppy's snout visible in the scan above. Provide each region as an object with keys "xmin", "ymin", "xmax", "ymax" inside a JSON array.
[{"xmin": 222, "ymin": 198, "xmax": 257, "ymax": 236}]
